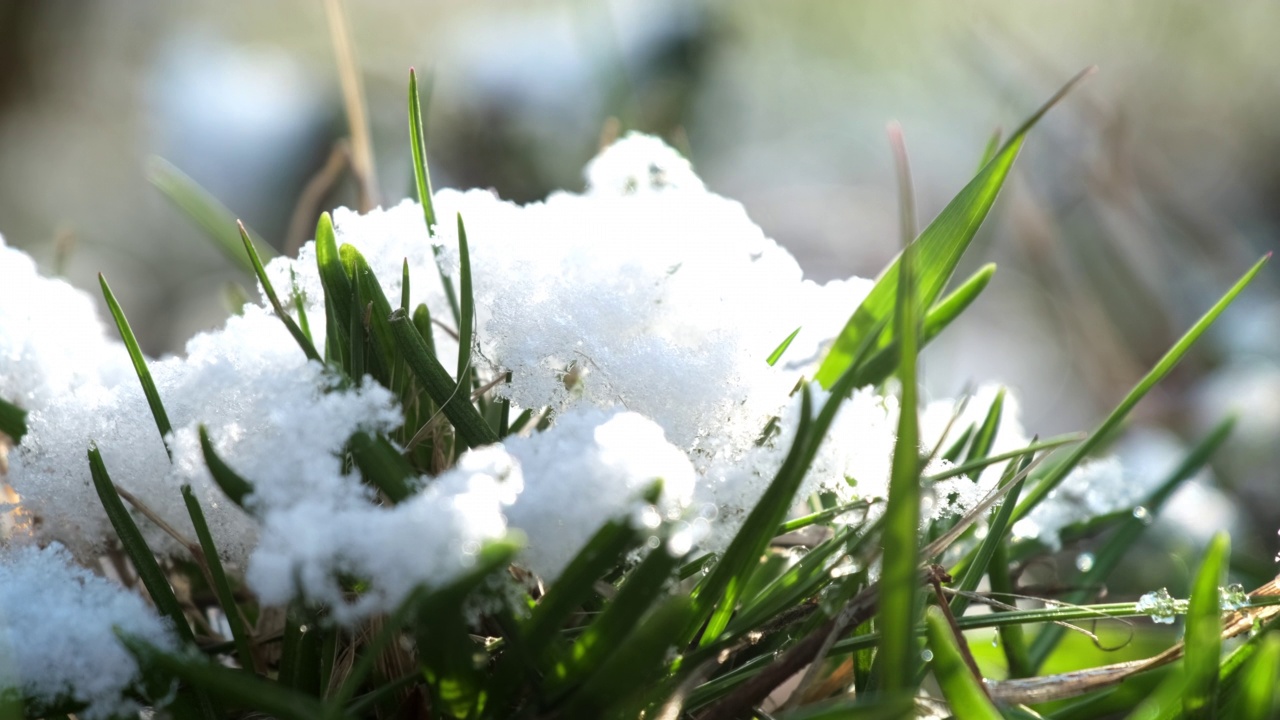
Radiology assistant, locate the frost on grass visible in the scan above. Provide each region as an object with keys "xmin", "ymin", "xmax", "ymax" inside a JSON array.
[
  {"xmin": 0, "ymin": 133, "xmax": 1133, "ymax": 634},
  {"xmin": 0, "ymin": 544, "xmax": 176, "ymax": 718}
]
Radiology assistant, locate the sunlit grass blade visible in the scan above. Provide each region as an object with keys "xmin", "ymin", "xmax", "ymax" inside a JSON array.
[
  {"xmin": 1229, "ymin": 634, "xmax": 1280, "ymax": 720},
  {"xmin": 1027, "ymin": 417, "xmax": 1234, "ymax": 668},
  {"xmin": 88, "ymin": 445, "xmax": 196, "ymax": 646},
  {"xmin": 925, "ymin": 607, "xmax": 1002, "ymax": 720},
  {"xmin": 1012, "ymin": 254, "xmax": 1269, "ymax": 525},
  {"xmin": 949, "ymin": 450, "xmax": 1030, "ymax": 618},
  {"xmin": 692, "ymin": 385, "xmax": 813, "ymax": 646},
  {"xmin": 99, "ymin": 273, "xmax": 172, "ymax": 455},
  {"xmin": 315, "ymin": 212, "xmax": 352, "ymax": 368},
  {"xmin": 1183, "ymin": 532, "xmax": 1229, "ymax": 719},
  {"xmin": 180, "ymin": 485, "xmax": 256, "ymax": 672},
  {"xmin": 815, "ymin": 69, "xmax": 1093, "ymax": 388},
  {"xmin": 342, "ymin": 244, "xmax": 400, "ymax": 385},
  {"xmin": 120, "ymin": 633, "xmax": 321, "ymax": 720},
  {"xmin": 0, "ymin": 396, "xmax": 26, "ymax": 442},
  {"xmin": 767, "ymin": 326, "xmax": 801, "ymax": 366},
  {"xmin": 389, "ymin": 308, "xmax": 497, "ymax": 448},
  {"xmin": 198, "ymin": 425, "xmax": 255, "ymax": 509},
  {"xmin": 238, "ymin": 221, "xmax": 320, "ymax": 362},
  {"xmin": 148, "ymin": 157, "xmax": 273, "ymax": 275},
  {"xmin": 926, "ymin": 433, "xmax": 1080, "ymax": 485},
  {"xmin": 455, "ymin": 214, "xmax": 475, "ymax": 394},
  {"xmin": 877, "ymin": 217, "xmax": 922, "ymax": 693},
  {"xmin": 408, "ymin": 67, "xmax": 461, "ymax": 327},
  {"xmin": 965, "ymin": 388, "xmax": 1004, "ymax": 464},
  {"xmin": 349, "ymin": 431, "xmax": 415, "ymax": 503},
  {"xmin": 852, "ymin": 262, "xmax": 996, "ymax": 387}
]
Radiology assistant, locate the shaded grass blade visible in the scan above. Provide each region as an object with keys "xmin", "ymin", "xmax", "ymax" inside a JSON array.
[
  {"xmin": 1231, "ymin": 635, "xmax": 1280, "ymax": 720},
  {"xmin": 0, "ymin": 396, "xmax": 26, "ymax": 442},
  {"xmin": 315, "ymin": 212, "xmax": 353, "ymax": 368},
  {"xmin": 1012, "ymin": 255, "xmax": 1269, "ymax": 526},
  {"xmin": 815, "ymin": 68, "xmax": 1093, "ymax": 388},
  {"xmin": 389, "ymin": 308, "xmax": 497, "ymax": 448},
  {"xmin": 121, "ymin": 634, "xmax": 322, "ymax": 720},
  {"xmin": 349, "ymin": 431, "xmax": 415, "ymax": 503},
  {"xmin": 180, "ymin": 485, "xmax": 256, "ymax": 672},
  {"xmin": 238, "ymin": 222, "xmax": 321, "ymax": 362},
  {"xmin": 99, "ymin": 274, "xmax": 172, "ymax": 455},
  {"xmin": 455, "ymin": 214, "xmax": 475, "ymax": 394},
  {"xmin": 1183, "ymin": 532, "xmax": 1229, "ymax": 719},
  {"xmin": 89, "ymin": 446, "xmax": 193, "ymax": 642},
  {"xmin": 148, "ymin": 157, "xmax": 272, "ymax": 275},
  {"xmin": 925, "ymin": 607, "xmax": 1003, "ymax": 720},
  {"xmin": 198, "ymin": 425, "xmax": 255, "ymax": 509}
]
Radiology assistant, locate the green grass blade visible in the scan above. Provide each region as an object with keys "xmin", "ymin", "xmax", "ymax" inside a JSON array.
[
  {"xmin": 411, "ymin": 302, "xmax": 437, "ymax": 357},
  {"xmin": 99, "ymin": 273, "xmax": 173, "ymax": 455},
  {"xmin": 693, "ymin": 385, "xmax": 814, "ymax": 646},
  {"xmin": 926, "ymin": 434, "xmax": 1080, "ymax": 485},
  {"xmin": 407, "ymin": 68, "xmax": 461, "ymax": 326},
  {"xmin": 348, "ymin": 431, "xmax": 415, "ymax": 503},
  {"xmin": 198, "ymin": 425, "xmax": 255, "ymax": 509},
  {"xmin": 851, "ymin": 262, "xmax": 996, "ymax": 388},
  {"xmin": 1231, "ymin": 635, "xmax": 1280, "ymax": 720},
  {"xmin": 550, "ymin": 540, "xmax": 685, "ymax": 694},
  {"xmin": 814, "ymin": 69, "xmax": 1093, "ymax": 388},
  {"xmin": 180, "ymin": 485, "xmax": 256, "ymax": 672},
  {"xmin": 767, "ymin": 326, "xmax": 802, "ymax": 367},
  {"xmin": 966, "ymin": 388, "xmax": 1005, "ymax": 464},
  {"xmin": 88, "ymin": 446, "xmax": 193, "ymax": 643},
  {"xmin": 877, "ymin": 220, "xmax": 923, "ymax": 693},
  {"xmin": 315, "ymin": 212, "xmax": 353, "ymax": 368},
  {"xmin": 388, "ymin": 308, "xmax": 497, "ymax": 448},
  {"xmin": 347, "ymin": 263, "xmax": 366, "ymax": 380},
  {"xmin": 1012, "ymin": 254, "xmax": 1269, "ymax": 526},
  {"xmin": 278, "ymin": 605, "xmax": 324, "ymax": 695},
  {"xmin": 1184, "ymin": 532, "xmax": 1229, "ymax": 719},
  {"xmin": 925, "ymin": 607, "xmax": 1003, "ymax": 720},
  {"xmin": 147, "ymin": 157, "xmax": 272, "ymax": 276},
  {"xmin": 400, "ymin": 258, "xmax": 411, "ymax": 314},
  {"xmin": 950, "ymin": 451, "xmax": 1031, "ymax": 618},
  {"xmin": 776, "ymin": 695, "xmax": 916, "ymax": 720},
  {"xmin": 1027, "ymin": 417, "xmax": 1235, "ymax": 668},
  {"xmin": 455, "ymin": 214, "xmax": 476, "ymax": 394},
  {"xmin": 120, "ymin": 634, "xmax": 322, "ymax": 720},
  {"xmin": 238, "ymin": 222, "xmax": 320, "ymax": 362},
  {"xmin": 523, "ymin": 519, "xmax": 640, "ymax": 653},
  {"xmin": 341, "ymin": 244, "xmax": 400, "ymax": 386},
  {"xmin": 0, "ymin": 396, "xmax": 27, "ymax": 442}
]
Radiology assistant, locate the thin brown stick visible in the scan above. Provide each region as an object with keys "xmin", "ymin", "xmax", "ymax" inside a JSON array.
[
  {"xmin": 929, "ymin": 574, "xmax": 988, "ymax": 699},
  {"xmin": 323, "ymin": 0, "xmax": 378, "ymax": 212},
  {"xmin": 285, "ymin": 140, "xmax": 352, "ymax": 256}
]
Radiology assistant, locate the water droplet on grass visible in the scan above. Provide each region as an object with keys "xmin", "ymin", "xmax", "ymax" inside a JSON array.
[
  {"xmin": 1220, "ymin": 583, "xmax": 1248, "ymax": 611},
  {"xmin": 1132, "ymin": 506, "xmax": 1152, "ymax": 525},
  {"xmin": 1075, "ymin": 553, "xmax": 1095, "ymax": 573},
  {"xmin": 920, "ymin": 649, "xmax": 934, "ymax": 662},
  {"xmin": 1137, "ymin": 587, "xmax": 1178, "ymax": 624}
]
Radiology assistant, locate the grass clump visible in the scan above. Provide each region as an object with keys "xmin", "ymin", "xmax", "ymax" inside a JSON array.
[{"xmin": 0, "ymin": 65, "xmax": 1274, "ymax": 720}]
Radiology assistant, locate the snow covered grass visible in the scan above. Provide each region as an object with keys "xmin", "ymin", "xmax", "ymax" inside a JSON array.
[{"xmin": 0, "ymin": 67, "xmax": 1277, "ymax": 718}]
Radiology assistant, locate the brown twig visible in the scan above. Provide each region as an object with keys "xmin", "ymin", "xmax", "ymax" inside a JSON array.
[{"xmin": 285, "ymin": 140, "xmax": 352, "ymax": 256}]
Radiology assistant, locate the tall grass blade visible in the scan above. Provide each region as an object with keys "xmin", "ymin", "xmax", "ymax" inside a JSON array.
[
  {"xmin": 815, "ymin": 69, "xmax": 1093, "ymax": 388},
  {"xmin": 180, "ymin": 486, "xmax": 256, "ymax": 672},
  {"xmin": 455, "ymin": 214, "xmax": 476, "ymax": 393},
  {"xmin": 408, "ymin": 68, "xmax": 461, "ymax": 326},
  {"xmin": 198, "ymin": 425, "xmax": 255, "ymax": 509},
  {"xmin": 1184, "ymin": 532, "xmax": 1229, "ymax": 719},
  {"xmin": 1013, "ymin": 255, "xmax": 1269, "ymax": 524}
]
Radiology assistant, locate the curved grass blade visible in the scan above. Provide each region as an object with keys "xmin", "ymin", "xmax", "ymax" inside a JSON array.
[
  {"xmin": 389, "ymin": 308, "xmax": 497, "ymax": 448},
  {"xmin": 180, "ymin": 485, "xmax": 256, "ymax": 672},
  {"xmin": 1012, "ymin": 255, "xmax": 1269, "ymax": 526},
  {"xmin": 238, "ymin": 222, "xmax": 320, "ymax": 362},
  {"xmin": 1183, "ymin": 532, "xmax": 1229, "ymax": 719},
  {"xmin": 925, "ymin": 607, "xmax": 1003, "ymax": 720},
  {"xmin": 99, "ymin": 274, "xmax": 172, "ymax": 455},
  {"xmin": 88, "ymin": 446, "xmax": 194, "ymax": 644},
  {"xmin": 815, "ymin": 68, "xmax": 1094, "ymax": 388},
  {"xmin": 349, "ymin": 431, "xmax": 415, "ymax": 503},
  {"xmin": 877, "ymin": 218, "xmax": 923, "ymax": 694},
  {"xmin": 1027, "ymin": 417, "xmax": 1235, "ymax": 669},
  {"xmin": 0, "ymin": 396, "xmax": 26, "ymax": 442},
  {"xmin": 852, "ymin": 262, "xmax": 996, "ymax": 388},
  {"xmin": 767, "ymin": 326, "xmax": 802, "ymax": 367},
  {"xmin": 120, "ymin": 633, "xmax": 322, "ymax": 720},
  {"xmin": 148, "ymin": 157, "xmax": 272, "ymax": 275},
  {"xmin": 198, "ymin": 425, "xmax": 255, "ymax": 509}
]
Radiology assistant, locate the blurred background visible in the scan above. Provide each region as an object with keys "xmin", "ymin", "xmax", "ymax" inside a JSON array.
[{"xmin": 1, "ymin": 0, "xmax": 1278, "ymax": 593}]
